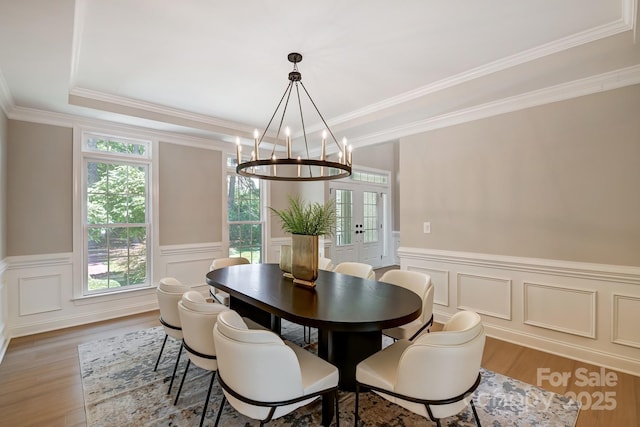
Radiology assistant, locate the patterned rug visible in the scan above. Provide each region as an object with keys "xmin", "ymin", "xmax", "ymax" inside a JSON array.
[{"xmin": 79, "ymin": 322, "xmax": 580, "ymax": 426}]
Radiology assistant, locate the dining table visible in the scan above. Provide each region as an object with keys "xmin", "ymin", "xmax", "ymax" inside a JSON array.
[{"xmin": 206, "ymin": 263, "xmax": 422, "ymax": 426}]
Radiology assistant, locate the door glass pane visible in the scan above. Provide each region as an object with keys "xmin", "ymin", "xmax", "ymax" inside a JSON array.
[
  {"xmin": 363, "ymin": 191, "xmax": 378, "ymax": 243},
  {"xmin": 335, "ymin": 189, "xmax": 353, "ymax": 246}
]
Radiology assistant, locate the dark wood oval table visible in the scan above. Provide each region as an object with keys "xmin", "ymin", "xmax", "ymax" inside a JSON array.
[{"xmin": 206, "ymin": 263, "xmax": 422, "ymax": 426}]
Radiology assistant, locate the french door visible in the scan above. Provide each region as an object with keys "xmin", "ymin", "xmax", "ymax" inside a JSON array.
[{"xmin": 330, "ymin": 184, "xmax": 386, "ymax": 268}]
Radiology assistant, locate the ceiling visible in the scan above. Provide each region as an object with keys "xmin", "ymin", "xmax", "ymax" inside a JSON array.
[{"xmin": 0, "ymin": 0, "xmax": 638, "ymax": 152}]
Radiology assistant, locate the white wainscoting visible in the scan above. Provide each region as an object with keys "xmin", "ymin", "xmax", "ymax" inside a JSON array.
[
  {"xmin": 398, "ymin": 247, "xmax": 640, "ymax": 377},
  {"xmin": 611, "ymin": 293, "xmax": 640, "ymax": 349},
  {"xmin": 405, "ymin": 265, "xmax": 450, "ymax": 307},
  {"xmin": 523, "ymin": 282, "xmax": 596, "ymax": 338},
  {"xmin": 159, "ymin": 242, "xmax": 223, "ymax": 290},
  {"xmin": 2, "ymin": 243, "xmax": 224, "ymax": 341},
  {"xmin": 0, "ymin": 259, "xmax": 8, "ymax": 363},
  {"xmin": 457, "ymin": 273, "xmax": 512, "ymax": 320}
]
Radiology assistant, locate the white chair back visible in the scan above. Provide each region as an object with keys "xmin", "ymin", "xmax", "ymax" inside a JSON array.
[
  {"xmin": 395, "ymin": 311, "xmax": 485, "ymax": 419},
  {"xmin": 213, "ymin": 310, "xmax": 304, "ymax": 420},
  {"xmin": 318, "ymin": 257, "xmax": 334, "ymax": 271},
  {"xmin": 333, "ymin": 262, "xmax": 374, "ymax": 279},
  {"xmin": 210, "ymin": 256, "xmax": 250, "ymax": 271},
  {"xmin": 178, "ymin": 291, "xmax": 228, "ymax": 370},
  {"xmin": 380, "ymin": 270, "xmax": 433, "ymax": 326},
  {"xmin": 156, "ymin": 277, "xmax": 189, "ymax": 339}
]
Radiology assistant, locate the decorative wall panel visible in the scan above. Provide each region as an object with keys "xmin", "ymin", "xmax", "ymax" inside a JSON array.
[
  {"xmin": 524, "ymin": 282, "xmax": 596, "ymax": 338},
  {"xmin": 457, "ymin": 273, "xmax": 511, "ymax": 319},
  {"xmin": 612, "ymin": 294, "xmax": 640, "ymax": 348}
]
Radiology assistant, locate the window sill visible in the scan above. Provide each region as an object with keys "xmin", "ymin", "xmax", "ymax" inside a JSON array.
[{"xmin": 72, "ymin": 285, "xmax": 156, "ymax": 305}]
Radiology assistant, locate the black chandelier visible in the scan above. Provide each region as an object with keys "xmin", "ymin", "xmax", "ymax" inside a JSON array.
[{"xmin": 235, "ymin": 52, "xmax": 352, "ymax": 181}]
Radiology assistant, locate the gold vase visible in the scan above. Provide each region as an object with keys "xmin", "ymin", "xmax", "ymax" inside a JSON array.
[
  {"xmin": 279, "ymin": 244, "xmax": 293, "ymax": 278},
  {"xmin": 291, "ymin": 234, "xmax": 319, "ymax": 287}
]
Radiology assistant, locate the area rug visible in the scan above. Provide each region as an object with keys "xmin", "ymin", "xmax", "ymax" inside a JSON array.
[{"xmin": 79, "ymin": 322, "xmax": 580, "ymax": 426}]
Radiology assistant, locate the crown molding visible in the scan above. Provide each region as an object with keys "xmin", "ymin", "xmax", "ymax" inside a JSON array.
[
  {"xmin": 68, "ymin": 87, "xmax": 254, "ymax": 135},
  {"xmin": 349, "ymin": 64, "xmax": 640, "ymax": 148},
  {"xmin": 311, "ymin": 17, "xmax": 633, "ymax": 134},
  {"xmin": 0, "ymin": 68, "xmax": 14, "ymax": 117},
  {"xmin": 7, "ymin": 105, "xmax": 231, "ymax": 152}
]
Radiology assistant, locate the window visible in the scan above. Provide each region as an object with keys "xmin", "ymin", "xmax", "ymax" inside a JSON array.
[
  {"xmin": 82, "ymin": 133, "xmax": 151, "ymax": 295},
  {"xmin": 351, "ymin": 171, "xmax": 388, "ymax": 184},
  {"xmin": 335, "ymin": 189, "xmax": 353, "ymax": 246},
  {"xmin": 227, "ymin": 156, "xmax": 263, "ymax": 263}
]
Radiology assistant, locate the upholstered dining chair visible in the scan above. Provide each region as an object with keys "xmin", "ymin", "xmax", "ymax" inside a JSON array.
[
  {"xmin": 354, "ymin": 310, "xmax": 485, "ymax": 427},
  {"xmin": 209, "ymin": 256, "xmax": 250, "ymax": 305},
  {"xmin": 212, "ymin": 310, "xmax": 340, "ymax": 427},
  {"xmin": 333, "ymin": 261, "xmax": 375, "ymax": 280},
  {"xmin": 175, "ymin": 291, "xmax": 228, "ymax": 427},
  {"xmin": 155, "ymin": 277, "xmax": 190, "ymax": 394},
  {"xmin": 318, "ymin": 256, "xmax": 334, "ymax": 271},
  {"xmin": 380, "ymin": 270, "xmax": 434, "ymax": 341}
]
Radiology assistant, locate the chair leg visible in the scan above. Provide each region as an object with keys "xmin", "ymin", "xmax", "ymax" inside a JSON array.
[
  {"xmin": 199, "ymin": 371, "xmax": 217, "ymax": 427},
  {"xmin": 154, "ymin": 334, "xmax": 168, "ymax": 371},
  {"xmin": 214, "ymin": 395, "xmax": 226, "ymax": 427},
  {"xmin": 470, "ymin": 399, "xmax": 481, "ymax": 426},
  {"xmin": 335, "ymin": 390, "xmax": 340, "ymax": 427},
  {"xmin": 304, "ymin": 326, "xmax": 311, "ymax": 344},
  {"xmin": 173, "ymin": 358, "xmax": 191, "ymax": 405},
  {"xmin": 354, "ymin": 383, "xmax": 360, "ymax": 426},
  {"xmin": 167, "ymin": 342, "xmax": 183, "ymax": 394}
]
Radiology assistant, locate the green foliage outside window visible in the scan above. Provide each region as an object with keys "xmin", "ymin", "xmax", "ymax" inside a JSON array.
[
  {"xmin": 227, "ymin": 174, "xmax": 262, "ymax": 263},
  {"xmin": 86, "ymin": 157, "xmax": 148, "ymax": 291}
]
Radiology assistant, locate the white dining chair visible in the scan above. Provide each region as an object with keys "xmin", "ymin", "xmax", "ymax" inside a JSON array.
[
  {"xmin": 380, "ymin": 270, "xmax": 434, "ymax": 340},
  {"xmin": 333, "ymin": 261, "xmax": 375, "ymax": 280},
  {"xmin": 209, "ymin": 256, "xmax": 250, "ymax": 305},
  {"xmin": 355, "ymin": 310, "xmax": 486, "ymax": 426},
  {"xmin": 212, "ymin": 310, "xmax": 340, "ymax": 426},
  {"xmin": 175, "ymin": 291, "xmax": 228, "ymax": 427},
  {"xmin": 155, "ymin": 277, "xmax": 190, "ymax": 394},
  {"xmin": 318, "ymin": 256, "xmax": 334, "ymax": 271}
]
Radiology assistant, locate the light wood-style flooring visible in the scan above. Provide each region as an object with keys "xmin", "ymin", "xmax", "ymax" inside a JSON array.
[{"xmin": 0, "ymin": 310, "xmax": 638, "ymax": 426}]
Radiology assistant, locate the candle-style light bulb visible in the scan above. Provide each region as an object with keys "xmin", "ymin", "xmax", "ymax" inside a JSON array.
[
  {"xmin": 253, "ymin": 129, "xmax": 259, "ymax": 161},
  {"xmin": 286, "ymin": 127, "xmax": 291, "ymax": 159},
  {"xmin": 321, "ymin": 130, "xmax": 327, "ymax": 161},
  {"xmin": 272, "ymin": 154, "xmax": 277, "ymax": 176},
  {"xmin": 236, "ymin": 137, "xmax": 241, "ymax": 164},
  {"xmin": 348, "ymin": 145, "xmax": 353, "ymax": 166},
  {"xmin": 297, "ymin": 156, "xmax": 301, "ymax": 177},
  {"xmin": 342, "ymin": 137, "xmax": 347, "ymax": 165}
]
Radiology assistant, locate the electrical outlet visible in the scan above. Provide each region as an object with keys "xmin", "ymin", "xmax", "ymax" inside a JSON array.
[{"xmin": 423, "ymin": 222, "xmax": 431, "ymax": 234}]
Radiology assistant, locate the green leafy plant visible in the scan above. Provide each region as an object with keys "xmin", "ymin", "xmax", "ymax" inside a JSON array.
[{"xmin": 269, "ymin": 194, "xmax": 336, "ymax": 236}]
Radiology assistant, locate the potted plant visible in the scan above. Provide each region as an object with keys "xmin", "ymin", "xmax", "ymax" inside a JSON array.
[{"xmin": 270, "ymin": 194, "xmax": 336, "ymax": 287}]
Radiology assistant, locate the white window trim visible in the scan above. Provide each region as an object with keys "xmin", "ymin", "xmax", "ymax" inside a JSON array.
[
  {"xmin": 72, "ymin": 126, "xmax": 159, "ymax": 300},
  {"xmin": 224, "ymin": 153, "xmax": 267, "ymax": 262}
]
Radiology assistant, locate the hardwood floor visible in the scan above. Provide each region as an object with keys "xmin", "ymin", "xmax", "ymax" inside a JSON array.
[{"xmin": 0, "ymin": 310, "xmax": 638, "ymax": 426}]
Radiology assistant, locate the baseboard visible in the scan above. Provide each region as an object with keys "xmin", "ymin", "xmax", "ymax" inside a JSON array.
[
  {"xmin": 0, "ymin": 323, "xmax": 8, "ymax": 366},
  {"xmin": 9, "ymin": 302, "xmax": 159, "ymax": 338}
]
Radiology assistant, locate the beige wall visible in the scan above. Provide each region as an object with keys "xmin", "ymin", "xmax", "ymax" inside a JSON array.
[
  {"xmin": 7, "ymin": 120, "xmax": 72, "ymax": 256},
  {"xmin": 0, "ymin": 110, "xmax": 6, "ymax": 259},
  {"xmin": 269, "ymin": 181, "xmax": 327, "ymax": 238},
  {"xmin": 158, "ymin": 142, "xmax": 222, "ymax": 245},
  {"xmin": 400, "ymin": 84, "xmax": 640, "ymax": 267}
]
